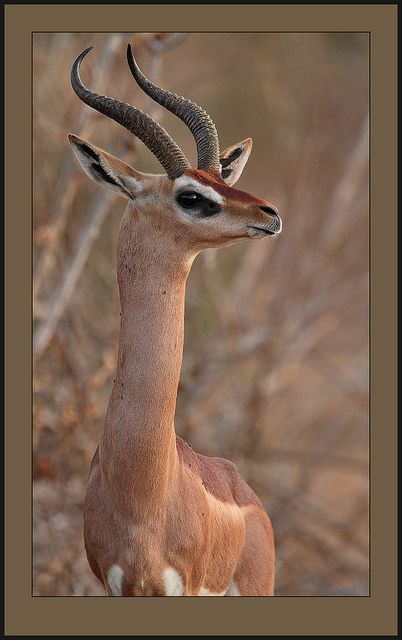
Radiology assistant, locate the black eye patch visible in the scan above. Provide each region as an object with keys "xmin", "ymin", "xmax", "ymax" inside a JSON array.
[{"xmin": 176, "ymin": 191, "xmax": 221, "ymax": 217}]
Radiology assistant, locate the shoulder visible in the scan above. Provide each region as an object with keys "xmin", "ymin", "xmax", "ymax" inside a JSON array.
[{"xmin": 176, "ymin": 435, "xmax": 261, "ymax": 508}]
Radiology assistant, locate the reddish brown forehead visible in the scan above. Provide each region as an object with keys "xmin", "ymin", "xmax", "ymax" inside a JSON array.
[{"xmin": 185, "ymin": 169, "xmax": 266, "ymax": 205}]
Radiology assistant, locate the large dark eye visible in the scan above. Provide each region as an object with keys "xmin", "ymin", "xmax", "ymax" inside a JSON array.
[
  {"xmin": 176, "ymin": 191, "xmax": 221, "ymax": 217},
  {"xmin": 177, "ymin": 191, "xmax": 202, "ymax": 208}
]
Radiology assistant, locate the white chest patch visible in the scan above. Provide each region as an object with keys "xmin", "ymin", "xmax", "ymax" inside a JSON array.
[
  {"xmin": 162, "ymin": 567, "xmax": 184, "ymax": 596},
  {"xmin": 107, "ymin": 564, "xmax": 124, "ymax": 596}
]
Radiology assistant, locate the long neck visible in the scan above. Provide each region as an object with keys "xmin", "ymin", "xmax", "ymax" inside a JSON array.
[{"xmin": 100, "ymin": 213, "xmax": 193, "ymax": 512}]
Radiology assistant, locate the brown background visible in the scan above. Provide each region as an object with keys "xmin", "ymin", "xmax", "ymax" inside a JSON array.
[
  {"xmin": 5, "ymin": 4, "xmax": 397, "ymax": 637},
  {"xmin": 32, "ymin": 30, "xmax": 369, "ymax": 598}
]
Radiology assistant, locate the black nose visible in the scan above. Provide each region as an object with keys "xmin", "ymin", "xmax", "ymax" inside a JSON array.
[{"xmin": 260, "ymin": 205, "xmax": 279, "ymax": 216}]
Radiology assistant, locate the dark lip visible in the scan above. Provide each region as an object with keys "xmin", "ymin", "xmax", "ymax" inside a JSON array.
[{"xmin": 248, "ymin": 226, "xmax": 276, "ymax": 235}]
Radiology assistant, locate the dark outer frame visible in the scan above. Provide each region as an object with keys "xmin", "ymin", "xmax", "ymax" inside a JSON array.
[{"xmin": 4, "ymin": 4, "xmax": 397, "ymax": 636}]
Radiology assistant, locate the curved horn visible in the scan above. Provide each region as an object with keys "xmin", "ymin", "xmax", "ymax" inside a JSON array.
[
  {"xmin": 71, "ymin": 47, "xmax": 190, "ymax": 179},
  {"xmin": 127, "ymin": 44, "xmax": 220, "ymax": 172}
]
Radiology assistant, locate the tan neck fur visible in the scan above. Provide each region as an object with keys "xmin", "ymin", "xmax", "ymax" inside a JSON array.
[{"xmin": 99, "ymin": 205, "xmax": 194, "ymax": 513}]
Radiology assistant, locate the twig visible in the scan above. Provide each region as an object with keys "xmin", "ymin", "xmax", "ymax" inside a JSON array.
[
  {"xmin": 33, "ymin": 35, "xmax": 124, "ymax": 301},
  {"xmin": 33, "ymin": 33, "xmax": 186, "ymax": 362}
]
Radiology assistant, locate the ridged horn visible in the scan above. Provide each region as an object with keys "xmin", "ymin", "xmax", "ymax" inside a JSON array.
[
  {"xmin": 71, "ymin": 46, "xmax": 191, "ymax": 179},
  {"xmin": 127, "ymin": 43, "xmax": 220, "ymax": 172}
]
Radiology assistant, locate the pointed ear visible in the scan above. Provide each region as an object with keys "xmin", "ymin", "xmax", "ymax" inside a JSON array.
[
  {"xmin": 68, "ymin": 134, "xmax": 150, "ymax": 199},
  {"xmin": 219, "ymin": 138, "xmax": 253, "ymax": 186}
]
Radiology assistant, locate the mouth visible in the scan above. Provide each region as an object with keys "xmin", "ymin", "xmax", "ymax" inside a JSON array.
[{"xmin": 247, "ymin": 224, "xmax": 281, "ymax": 239}]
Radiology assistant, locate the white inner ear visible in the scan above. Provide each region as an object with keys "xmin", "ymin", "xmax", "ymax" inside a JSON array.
[
  {"xmin": 118, "ymin": 174, "xmax": 143, "ymax": 194},
  {"xmin": 97, "ymin": 155, "xmax": 124, "ymax": 186},
  {"xmin": 174, "ymin": 176, "xmax": 224, "ymax": 204},
  {"xmin": 219, "ymin": 140, "xmax": 252, "ymax": 186}
]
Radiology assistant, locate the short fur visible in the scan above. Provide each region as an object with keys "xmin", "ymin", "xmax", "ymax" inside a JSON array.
[{"xmin": 69, "ymin": 131, "xmax": 280, "ymax": 597}]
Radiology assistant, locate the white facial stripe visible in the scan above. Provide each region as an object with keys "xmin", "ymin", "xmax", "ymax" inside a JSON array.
[{"xmin": 175, "ymin": 176, "xmax": 224, "ymax": 205}]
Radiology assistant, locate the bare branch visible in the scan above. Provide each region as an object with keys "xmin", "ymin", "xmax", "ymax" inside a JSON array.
[{"xmin": 33, "ymin": 34, "xmax": 186, "ymax": 363}]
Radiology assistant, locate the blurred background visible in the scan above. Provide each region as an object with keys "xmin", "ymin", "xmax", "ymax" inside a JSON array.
[{"xmin": 33, "ymin": 32, "xmax": 369, "ymax": 596}]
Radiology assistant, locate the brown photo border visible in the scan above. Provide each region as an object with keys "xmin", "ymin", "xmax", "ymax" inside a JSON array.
[{"xmin": 4, "ymin": 4, "xmax": 397, "ymax": 636}]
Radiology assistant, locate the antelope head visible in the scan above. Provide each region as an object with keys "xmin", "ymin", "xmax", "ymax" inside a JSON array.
[{"xmin": 69, "ymin": 45, "xmax": 282, "ymax": 255}]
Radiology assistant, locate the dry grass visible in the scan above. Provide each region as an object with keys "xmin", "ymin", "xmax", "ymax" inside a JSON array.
[{"xmin": 33, "ymin": 32, "xmax": 369, "ymax": 596}]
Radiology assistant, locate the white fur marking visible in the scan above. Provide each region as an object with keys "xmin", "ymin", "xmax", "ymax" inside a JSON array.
[
  {"xmin": 199, "ymin": 586, "xmax": 227, "ymax": 596},
  {"xmin": 162, "ymin": 567, "xmax": 184, "ymax": 596},
  {"xmin": 175, "ymin": 176, "xmax": 224, "ymax": 205},
  {"xmin": 107, "ymin": 564, "xmax": 124, "ymax": 596},
  {"xmin": 225, "ymin": 581, "xmax": 241, "ymax": 596},
  {"xmin": 124, "ymin": 175, "xmax": 142, "ymax": 193}
]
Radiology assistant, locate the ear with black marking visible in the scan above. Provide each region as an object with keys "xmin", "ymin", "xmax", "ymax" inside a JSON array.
[
  {"xmin": 219, "ymin": 138, "xmax": 253, "ymax": 186},
  {"xmin": 68, "ymin": 134, "xmax": 150, "ymax": 199}
]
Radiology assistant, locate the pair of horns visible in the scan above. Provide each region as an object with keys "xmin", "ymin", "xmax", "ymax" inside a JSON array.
[{"xmin": 71, "ymin": 44, "xmax": 220, "ymax": 179}]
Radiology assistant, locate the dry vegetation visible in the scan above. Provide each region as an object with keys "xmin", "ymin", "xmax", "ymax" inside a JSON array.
[{"xmin": 33, "ymin": 32, "xmax": 369, "ymax": 596}]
